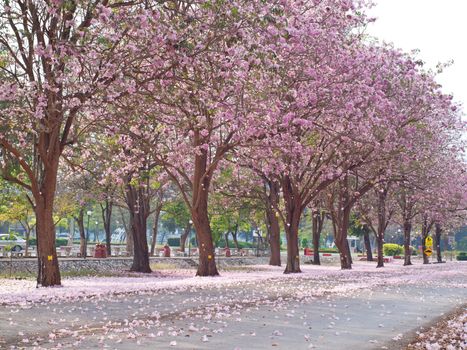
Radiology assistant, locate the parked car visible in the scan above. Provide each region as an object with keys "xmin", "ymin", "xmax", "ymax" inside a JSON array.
[
  {"xmin": 56, "ymin": 232, "xmax": 71, "ymax": 239},
  {"xmin": 0, "ymin": 233, "xmax": 27, "ymax": 252}
]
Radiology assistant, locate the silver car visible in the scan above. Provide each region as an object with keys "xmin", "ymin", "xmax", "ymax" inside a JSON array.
[{"xmin": 0, "ymin": 233, "xmax": 27, "ymax": 252}]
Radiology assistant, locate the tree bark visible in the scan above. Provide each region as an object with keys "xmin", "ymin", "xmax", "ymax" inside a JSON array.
[
  {"xmin": 376, "ymin": 236, "xmax": 384, "ymax": 268},
  {"xmin": 346, "ymin": 238, "xmax": 353, "ymax": 264},
  {"xmin": 223, "ymin": 231, "xmax": 229, "ymax": 248},
  {"xmin": 334, "ymin": 221, "xmax": 352, "ymax": 269},
  {"xmin": 100, "ymin": 200, "xmax": 113, "ymax": 256},
  {"xmin": 435, "ymin": 223, "xmax": 443, "ymax": 263},
  {"xmin": 284, "ymin": 218, "xmax": 301, "ymax": 273},
  {"xmin": 231, "ymin": 227, "xmax": 240, "ymax": 250},
  {"xmin": 311, "ymin": 210, "xmax": 325, "ymax": 265},
  {"xmin": 25, "ymin": 228, "xmax": 31, "ymax": 257},
  {"xmin": 265, "ymin": 180, "xmax": 281, "ymax": 266},
  {"xmin": 35, "ymin": 184, "xmax": 61, "ymax": 287},
  {"xmin": 331, "ymin": 176, "xmax": 352, "ymax": 270},
  {"xmin": 363, "ymin": 225, "xmax": 373, "ymax": 261},
  {"xmin": 403, "ymin": 219, "xmax": 412, "ymax": 266},
  {"xmin": 191, "ymin": 144, "xmax": 218, "ymax": 277},
  {"xmin": 421, "ymin": 216, "xmax": 432, "ymax": 265},
  {"xmin": 267, "ymin": 214, "xmax": 281, "ymax": 266},
  {"xmin": 281, "ymin": 176, "xmax": 302, "ymax": 273},
  {"xmin": 375, "ymin": 188, "xmax": 388, "ymax": 268},
  {"xmin": 20, "ymin": 219, "xmax": 34, "ymax": 257},
  {"xmin": 125, "ymin": 183, "xmax": 151, "ymax": 273},
  {"xmin": 180, "ymin": 222, "xmax": 192, "ymax": 252},
  {"xmin": 76, "ymin": 209, "xmax": 86, "ymax": 257},
  {"xmin": 192, "ymin": 206, "xmax": 218, "ymax": 276},
  {"xmin": 150, "ymin": 205, "xmax": 162, "ymax": 256},
  {"xmin": 119, "ymin": 207, "xmax": 133, "ymax": 256}
]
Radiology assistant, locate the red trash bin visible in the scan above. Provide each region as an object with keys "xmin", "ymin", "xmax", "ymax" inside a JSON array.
[
  {"xmin": 94, "ymin": 244, "xmax": 107, "ymax": 258},
  {"xmin": 225, "ymin": 247, "xmax": 231, "ymax": 257},
  {"xmin": 163, "ymin": 244, "xmax": 171, "ymax": 257}
]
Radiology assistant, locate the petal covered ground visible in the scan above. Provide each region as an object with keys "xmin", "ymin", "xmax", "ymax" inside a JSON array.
[{"xmin": 0, "ymin": 260, "xmax": 465, "ymax": 349}]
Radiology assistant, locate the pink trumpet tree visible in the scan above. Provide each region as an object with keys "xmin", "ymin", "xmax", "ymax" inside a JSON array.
[
  {"xmin": 239, "ymin": 0, "xmax": 380, "ymax": 273},
  {"xmin": 0, "ymin": 1, "xmax": 135, "ymax": 286},
  {"xmin": 103, "ymin": 0, "xmax": 284, "ymax": 276},
  {"xmin": 358, "ymin": 181, "xmax": 398, "ymax": 268}
]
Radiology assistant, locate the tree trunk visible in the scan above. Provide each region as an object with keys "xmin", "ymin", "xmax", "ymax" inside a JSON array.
[
  {"xmin": 403, "ymin": 219, "xmax": 412, "ymax": 266},
  {"xmin": 335, "ymin": 235, "xmax": 352, "ymax": 269},
  {"xmin": 330, "ymin": 176, "xmax": 352, "ymax": 270},
  {"xmin": 67, "ymin": 218, "xmax": 74, "ymax": 246},
  {"xmin": 265, "ymin": 180, "xmax": 281, "ymax": 266},
  {"xmin": 311, "ymin": 210, "xmax": 325, "ymax": 265},
  {"xmin": 129, "ymin": 211, "xmax": 151, "ymax": 273},
  {"xmin": 76, "ymin": 209, "xmax": 86, "ymax": 257},
  {"xmin": 126, "ymin": 183, "xmax": 151, "ymax": 273},
  {"xmin": 281, "ymin": 176, "xmax": 302, "ymax": 274},
  {"xmin": 376, "ymin": 236, "xmax": 384, "ymax": 268},
  {"xmin": 20, "ymin": 218, "xmax": 33, "ymax": 257},
  {"xmin": 421, "ymin": 216, "xmax": 432, "ymax": 265},
  {"xmin": 265, "ymin": 179, "xmax": 281, "ymax": 266},
  {"xmin": 119, "ymin": 207, "xmax": 133, "ymax": 256},
  {"xmin": 191, "ymin": 184, "xmax": 218, "ymax": 276},
  {"xmin": 35, "ymin": 192, "xmax": 61, "ymax": 287},
  {"xmin": 375, "ymin": 188, "xmax": 388, "ymax": 268},
  {"xmin": 333, "ymin": 205, "xmax": 352, "ymax": 269},
  {"xmin": 268, "ymin": 214, "xmax": 281, "ymax": 266},
  {"xmin": 180, "ymin": 222, "xmax": 191, "ymax": 252},
  {"xmin": 231, "ymin": 228, "xmax": 240, "ymax": 250},
  {"xmin": 190, "ymin": 143, "xmax": 218, "ymax": 277},
  {"xmin": 312, "ymin": 226, "xmax": 320, "ymax": 265},
  {"xmin": 363, "ymin": 225, "xmax": 373, "ymax": 261},
  {"xmin": 24, "ymin": 228, "xmax": 31, "ymax": 257},
  {"xmin": 284, "ymin": 219, "xmax": 301, "ymax": 273},
  {"xmin": 346, "ymin": 238, "xmax": 353, "ymax": 264},
  {"xmin": 24, "ymin": 229, "xmax": 30, "ymax": 256},
  {"xmin": 101, "ymin": 200, "xmax": 113, "ymax": 256},
  {"xmin": 150, "ymin": 205, "xmax": 162, "ymax": 256},
  {"xmin": 435, "ymin": 223, "xmax": 443, "ymax": 263},
  {"xmin": 192, "ymin": 206, "xmax": 218, "ymax": 276},
  {"xmin": 224, "ymin": 231, "xmax": 229, "ymax": 248}
]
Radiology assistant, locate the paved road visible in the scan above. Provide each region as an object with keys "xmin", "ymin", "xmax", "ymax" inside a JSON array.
[{"xmin": 0, "ymin": 263, "xmax": 465, "ymax": 349}]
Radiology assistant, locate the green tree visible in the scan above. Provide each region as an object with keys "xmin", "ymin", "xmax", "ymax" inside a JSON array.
[
  {"xmin": 161, "ymin": 197, "xmax": 192, "ymax": 252},
  {"xmin": 0, "ymin": 182, "xmax": 35, "ymax": 255},
  {"xmin": 349, "ymin": 213, "xmax": 373, "ymax": 261}
]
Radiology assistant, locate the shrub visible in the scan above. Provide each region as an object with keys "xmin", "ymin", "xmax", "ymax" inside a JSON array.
[
  {"xmin": 28, "ymin": 238, "xmax": 69, "ymax": 247},
  {"xmin": 216, "ymin": 239, "xmax": 255, "ymax": 249},
  {"xmin": 457, "ymin": 237, "xmax": 467, "ymax": 251},
  {"xmin": 167, "ymin": 238, "xmax": 180, "ymax": 246},
  {"xmin": 456, "ymin": 252, "xmax": 467, "ymax": 261},
  {"xmin": 383, "ymin": 243, "xmax": 403, "ymax": 256},
  {"xmin": 318, "ymin": 247, "xmax": 339, "ymax": 253},
  {"xmin": 238, "ymin": 241, "xmax": 254, "ymax": 249},
  {"xmin": 301, "ymin": 238, "xmax": 309, "ymax": 248},
  {"xmin": 55, "ymin": 238, "xmax": 68, "ymax": 247}
]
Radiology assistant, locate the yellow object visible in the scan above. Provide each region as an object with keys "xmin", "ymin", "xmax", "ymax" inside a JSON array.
[
  {"xmin": 208, "ymin": 255, "xmax": 212, "ymax": 260},
  {"xmin": 424, "ymin": 247, "xmax": 433, "ymax": 256},
  {"xmin": 47, "ymin": 255, "xmax": 53, "ymax": 261},
  {"xmin": 425, "ymin": 236, "xmax": 433, "ymax": 247}
]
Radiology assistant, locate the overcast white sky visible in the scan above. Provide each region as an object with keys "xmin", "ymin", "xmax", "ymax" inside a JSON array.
[{"xmin": 367, "ymin": 0, "xmax": 467, "ymax": 109}]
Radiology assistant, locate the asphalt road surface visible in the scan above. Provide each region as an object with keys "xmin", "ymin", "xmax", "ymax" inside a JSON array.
[{"xmin": 0, "ymin": 262, "xmax": 465, "ymax": 349}]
